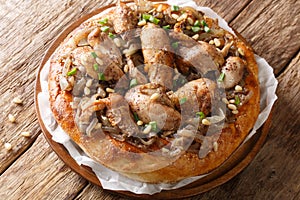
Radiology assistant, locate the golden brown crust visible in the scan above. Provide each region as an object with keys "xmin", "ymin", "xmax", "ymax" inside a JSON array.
[{"xmin": 48, "ymin": 2, "xmax": 260, "ymax": 183}]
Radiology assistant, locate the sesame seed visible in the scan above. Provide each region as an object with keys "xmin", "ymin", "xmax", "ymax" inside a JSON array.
[
  {"xmin": 96, "ymin": 57, "xmax": 103, "ymax": 65},
  {"xmin": 222, "ymin": 97, "xmax": 229, "ymax": 104},
  {"xmin": 137, "ymin": 120, "xmax": 144, "ymax": 126},
  {"xmin": 13, "ymin": 97, "xmax": 23, "ymax": 104},
  {"xmin": 235, "ymin": 85, "xmax": 243, "ymax": 92},
  {"xmin": 21, "ymin": 131, "xmax": 31, "ymax": 138},
  {"xmin": 8, "ymin": 114, "xmax": 16, "ymax": 123},
  {"xmin": 106, "ymin": 88, "xmax": 115, "ymax": 93},
  {"xmin": 213, "ymin": 142, "xmax": 218, "ymax": 152},
  {"xmin": 228, "ymin": 104, "xmax": 237, "ymax": 110},
  {"xmin": 171, "ymin": 14, "xmax": 179, "ymax": 19},
  {"xmin": 143, "ymin": 125, "xmax": 152, "ymax": 134},
  {"xmin": 229, "ymin": 99, "xmax": 235, "ymax": 104},
  {"xmin": 202, "ymin": 119, "xmax": 211, "ymax": 126},
  {"xmin": 232, "ymin": 110, "xmax": 239, "ymax": 115},
  {"xmin": 4, "ymin": 142, "xmax": 12, "ymax": 151},
  {"xmin": 156, "ymin": 4, "xmax": 163, "ymax": 12},
  {"xmin": 138, "ymin": 20, "xmax": 147, "ymax": 26},
  {"xmin": 150, "ymin": 93, "xmax": 160, "ymax": 101},
  {"xmin": 192, "ymin": 34, "xmax": 199, "ymax": 40}
]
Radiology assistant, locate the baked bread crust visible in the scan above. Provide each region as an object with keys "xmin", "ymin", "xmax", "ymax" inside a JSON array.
[{"xmin": 48, "ymin": 2, "xmax": 260, "ymax": 183}]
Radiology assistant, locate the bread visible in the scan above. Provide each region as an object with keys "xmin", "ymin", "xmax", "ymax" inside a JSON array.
[{"xmin": 48, "ymin": 1, "xmax": 260, "ymax": 183}]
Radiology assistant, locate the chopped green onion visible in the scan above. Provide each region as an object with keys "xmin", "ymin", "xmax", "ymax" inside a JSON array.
[
  {"xmin": 67, "ymin": 68, "xmax": 77, "ymax": 76},
  {"xmin": 133, "ymin": 112, "xmax": 139, "ymax": 122},
  {"xmin": 149, "ymin": 16, "xmax": 160, "ymax": 24},
  {"xmin": 179, "ymin": 97, "xmax": 187, "ymax": 105},
  {"xmin": 163, "ymin": 25, "xmax": 171, "ymax": 30},
  {"xmin": 192, "ymin": 26, "xmax": 201, "ymax": 33},
  {"xmin": 142, "ymin": 14, "xmax": 152, "ymax": 20},
  {"xmin": 204, "ymin": 26, "xmax": 211, "ymax": 33},
  {"xmin": 91, "ymin": 52, "xmax": 97, "ymax": 58},
  {"xmin": 130, "ymin": 78, "xmax": 138, "ymax": 88},
  {"xmin": 235, "ymin": 95, "xmax": 240, "ymax": 105},
  {"xmin": 100, "ymin": 26, "xmax": 110, "ymax": 32},
  {"xmin": 201, "ymin": 20, "xmax": 208, "ymax": 27},
  {"xmin": 172, "ymin": 42, "xmax": 179, "ymax": 49},
  {"xmin": 93, "ymin": 63, "xmax": 99, "ymax": 71},
  {"xmin": 196, "ymin": 111, "xmax": 205, "ymax": 119},
  {"xmin": 218, "ymin": 72, "xmax": 225, "ymax": 82},
  {"xmin": 171, "ymin": 5, "xmax": 180, "ymax": 11},
  {"xmin": 98, "ymin": 72, "xmax": 105, "ymax": 81},
  {"xmin": 194, "ymin": 20, "xmax": 200, "ymax": 27},
  {"xmin": 108, "ymin": 32, "xmax": 115, "ymax": 38},
  {"xmin": 149, "ymin": 121, "xmax": 157, "ymax": 131},
  {"xmin": 99, "ymin": 18, "xmax": 108, "ymax": 25}
]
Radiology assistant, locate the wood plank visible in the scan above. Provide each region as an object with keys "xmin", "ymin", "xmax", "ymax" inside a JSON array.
[
  {"xmin": 230, "ymin": 0, "xmax": 300, "ymax": 75},
  {"xmin": 0, "ymin": 0, "xmax": 116, "ymax": 174},
  {"xmin": 0, "ymin": 134, "xmax": 88, "ymax": 199},
  {"xmin": 195, "ymin": 0, "xmax": 252, "ymax": 22},
  {"xmin": 188, "ymin": 52, "xmax": 300, "ymax": 200}
]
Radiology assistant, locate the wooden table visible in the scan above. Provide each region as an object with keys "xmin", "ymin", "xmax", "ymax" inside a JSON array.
[{"xmin": 0, "ymin": 0, "xmax": 299, "ymax": 199}]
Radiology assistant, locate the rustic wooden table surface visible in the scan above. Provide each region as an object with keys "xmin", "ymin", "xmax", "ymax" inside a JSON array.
[{"xmin": 0, "ymin": 0, "xmax": 299, "ymax": 199}]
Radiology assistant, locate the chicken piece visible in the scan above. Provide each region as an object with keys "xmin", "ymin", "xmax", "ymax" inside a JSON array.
[
  {"xmin": 125, "ymin": 83, "xmax": 181, "ymax": 131},
  {"xmin": 113, "ymin": 2, "xmax": 137, "ymax": 35},
  {"xmin": 171, "ymin": 31, "xmax": 224, "ymax": 75},
  {"xmin": 106, "ymin": 93, "xmax": 141, "ymax": 137},
  {"xmin": 72, "ymin": 46, "xmax": 124, "ymax": 82},
  {"xmin": 140, "ymin": 23, "xmax": 174, "ymax": 89},
  {"xmin": 170, "ymin": 78, "xmax": 218, "ymax": 117},
  {"xmin": 221, "ymin": 56, "xmax": 245, "ymax": 89}
]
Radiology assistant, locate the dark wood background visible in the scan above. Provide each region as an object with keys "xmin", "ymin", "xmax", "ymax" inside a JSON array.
[{"xmin": 0, "ymin": 0, "xmax": 299, "ymax": 199}]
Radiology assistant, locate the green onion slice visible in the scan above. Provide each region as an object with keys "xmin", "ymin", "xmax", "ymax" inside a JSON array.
[
  {"xmin": 98, "ymin": 72, "xmax": 105, "ymax": 81},
  {"xmin": 201, "ymin": 20, "xmax": 208, "ymax": 27},
  {"xmin": 196, "ymin": 111, "xmax": 205, "ymax": 119},
  {"xmin": 99, "ymin": 18, "xmax": 108, "ymax": 25},
  {"xmin": 194, "ymin": 20, "xmax": 200, "ymax": 27},
  {"xmin": 100, "ymin": 26, "xmax": 110, "ymax": 32},
  {"xmin": 67, "ymin": 68, "xmax": 77, "ymax": 76},
  {"xmin": 192, "ymin": 26, "xmax": 201, "ymax": 33},
  {"xmin": 91, "ymin": 52, "xmax": 97, "ymax": 58},
  {"xmin": 149, "ymin": 121, "xmax": 157, "ymax": 131},
  {"xmin": 142, "ymin": 14, "xmax": 152, "ymax": 20},
  {"xmin": 218, "ymin": 72, "xmax": 225, "ymax": 82},
  {"xmin": 204, "ymin": 26, "xmax": 211, "ymax": 33},
  {"xmin": 163, "ymin": 25, "xmax": 171, "ymax": 30},
  {"xmin": 172, "ymin": 42, "xmax": 179, "ymax": 49},
  {"xmin": 179, "ymin": 97, "xmax": 187, "ymax": 105},
  {"xmin": 93, "ymin": 63, "xmax": 99, "ymax": 71},
  {"xmin": 149, "ymin": 16, "xmax": 160, "ymax": 24},
  {"xmin": 108, "ymin": 32, "xmax": 115, "ymax": 38},
  {"xmin": 235, "ymin": 95, "xmax": 240, "ymax": 105},
  {"xmin": 171, "ymin": 5, "xmax": 180, "ymax": 11},
  {"xmin": 133, "ymin": 112, "xmax": 139, "ymax": 122},
  {"xmin": 130, "ymin": 78, "xmax": 138, "ymax": 88}
]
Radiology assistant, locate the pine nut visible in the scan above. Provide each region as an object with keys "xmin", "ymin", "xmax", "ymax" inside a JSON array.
[
  {"xmin": 150, "ymin": 93, "xmax": 160, "ymax": 101},
  {"xmin": 137, "ymin": 120, "xmax": 144, "ymax": 126},
  {"xmin": 192, "ymin": 34, "xmax": 199, "ymax": 40},
  {"xmin": 232, "ymin": 110, "xmax": 239, "ymax": 115},
  {"xmin": 138, "ymin": 20, "xmax": 147, "ymax": 26},
  {"xmin": 21, "ymin": 131, "xmax": 31, "ymax": 138},
  {"xmin": 187, "ymin": 17, "xmax": 194, "ymax": 25},
  {"xmin": 177, "ymin": 13, "xmax": 187, "ymax": 21},
  {"xmin": 171, "ymin": 14, "xmax": 179, "ymax": 19},
  {"xmin": 213, "ymin": 142, "xmax": 218, "ymax": 152},
  {"xmin": 228, "ymin": 104, "xmax": 237, "ymax": 110},
  {"xmin": 106, "ymin": 88, "xmax": 115, "ymax": 93},
  {"xmin": 238, "ymin": 48, "xmax": 245, "ymax": 56},
  {"xmin": 4, "ymin": 143, "xmax": 12, "ymax": 151},
  {"xmin": 84, "ymin": 87, "xmax": 91, "ymax": 95},
  {"xmin": 143, "ymin": 125, "xmax": 152, "ymax": 134},
  {"xmin": 235, "ymin": 85, "xmax": 243, "ymax": 92},
  {"xmin": 86, "ymin": 79, "xmax": 93, "ymax": 87},
  {"xmin": 96, "ymin": 57, "xmax": 103, "ymax": 65},
  {"xmin": 8, "ymin": 114, "xmax": 16, "ymax": 123},
  {"xmin": 222, "ymin": 97, "xmax": 229, "ymax": 104},
  {"xmin": 156, "ymin": 4, "xmax": 163, "ymax": 12},
  {"xmin": 229, "ymin": 99, "xmax": 235, "ymax": 104},
  {"xmin": 202, "ymin": 119, "xmax": 211, "ymax": 126},
  {"xmin": 13, "ymin": 97, "xmax": 23, "ymax": 104}
]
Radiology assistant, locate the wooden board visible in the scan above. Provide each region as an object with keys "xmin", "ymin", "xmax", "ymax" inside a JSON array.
[{"xmin": 34, "ymin": 2, "xmax": 271, "ymax": 198}]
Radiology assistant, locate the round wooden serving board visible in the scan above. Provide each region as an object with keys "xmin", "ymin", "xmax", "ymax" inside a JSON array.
[{"xmin": 35, "ymin": 2, "xmax": 271, "ymax": 199}]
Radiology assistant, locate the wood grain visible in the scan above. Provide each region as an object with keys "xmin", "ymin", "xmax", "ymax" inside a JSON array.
[
  {"xmin": 230, "ymin": 0, "xmax": 300, "ymax": 75},
  {"xmin": 0, "ymin": 134, "xmax": 88, "ymax": 199}
]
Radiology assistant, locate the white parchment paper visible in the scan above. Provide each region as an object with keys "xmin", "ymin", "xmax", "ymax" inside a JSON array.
[{"xmin": 37, "ymin": 0, "xmax": 278, "ymax": 195}]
